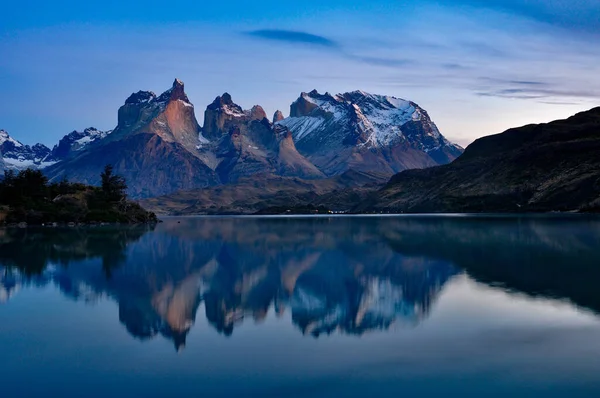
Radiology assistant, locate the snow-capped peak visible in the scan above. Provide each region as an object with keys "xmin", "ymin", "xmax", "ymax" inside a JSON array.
[
  {"xmin": 71, "ymin": 127, "xmax": 111, "ymax": 148},
  {"xmin": 124, "ymin": 79, "xmax": 193, "ymax": 110},
  {"xmin": 50, "ymin": 127, "xmax": 112, "ymax": 161},
  {"xmin": 0, "ymin": 130, "xmax": 23, "ymax": 148},
  {"xmin": 223, "ymin": 104, "xmax": 246, "ymax": 117},
  {"xmin": 0, "ymin": 129, "xmax": 56, "ymax": 171},
  {"xmin": 280, "ymin": 89, "xmax": 445, "ymax": 148}
]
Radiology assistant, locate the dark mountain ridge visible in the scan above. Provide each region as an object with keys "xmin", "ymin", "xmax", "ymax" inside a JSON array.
[{"xmin": 356, "ymin": 107, "xmax": 600, "ymax": 213}]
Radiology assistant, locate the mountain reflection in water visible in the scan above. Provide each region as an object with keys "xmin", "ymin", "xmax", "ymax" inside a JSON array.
[{"xmin": 2, "ymin": 216, "xmax": 600, "ymax": 351}]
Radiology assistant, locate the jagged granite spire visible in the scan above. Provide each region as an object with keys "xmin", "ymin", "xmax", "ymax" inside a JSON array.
[{"xmin": 273, "ymin": 110, "xmax": 285, "ymax": 123}]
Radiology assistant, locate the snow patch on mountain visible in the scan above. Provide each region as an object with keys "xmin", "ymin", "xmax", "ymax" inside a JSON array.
[
  {"xmin": 4, "ymin": 157, "xmax": 57, "ymax": 169},
  {"xmin": 301, "ymin": 92, "xmax": 347, "ymax": 121},
  {"xmin": 50, "ymin": 127, "xmax": 112, "ymax": 160},
  {"xmin": 179, "ymin": 99, "xmax": 194, "ymax": 108},
  {"xmin": 223, "ymin": 104, "xmax": 246, "ymax": 117},
  {"xmin": 0, "ymin": 130, "xmax": 56, "ymax": 171},
  {"xmin": 0, "ymin": 130, "xmax": 23, "ymax": 148},
  {"xmin": 70, "ymin": 128, "xmax": 111, "ymax": 150},
  {"xmin": 279, "ymin": 116, "xmax": 326, "ymax": 141}
]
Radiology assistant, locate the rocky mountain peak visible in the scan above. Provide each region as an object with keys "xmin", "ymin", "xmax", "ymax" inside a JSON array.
[
  {"xmin": 204, "ymin": 94, "xmax": 245, "ymax": 140},
  {"xmin": 203, "ymin": 94, "xmax": 270, "ymax": 141},
  {"xmin": 125, "ymin": 91, "xmax": 157, "ymax": 105},
  {"xmin": 170, "ymin": 78, "xmax": 189, "ymax": 103},
  {"xmin": 249, "ymin": 105, "xmax": 267, "ymax": 121},
  {"xmin": 156, "ymin": 78, "xmax": 191, "ymax": 104},
  {"xmin": 220, "ymin": 93, "xmax": 234, "ymax": 105},
  {"xmin": 31, "ymin": 143, "xmax": 49, "ymax": 152},
  {"xmin": 123, "ymin": 79, "xmax": 191, "ymax": 109},
  {"xmin": 208, "ymin": 93, "xmax": 241, "ymax": 112},
  {"xmin": 290, "ymin": 93, "xmax": 319, "ymax": 118},
  {"xmin": 113, "ymin": 79, "xmax": 200, "ymax": 151},
  {"xmin": 273, "ymin": 110, "xmax": 285, "ymax": 123}
]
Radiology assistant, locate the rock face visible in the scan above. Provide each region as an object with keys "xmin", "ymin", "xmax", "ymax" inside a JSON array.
[
  {"xmin": 110, "ymin": 78, "xmax": 201, "ymax": 153},
  {"xmin": 45, "ymin": 79, "xmax": 220, "ymax": 197},
  {"xmin": 0, "ymin": 130, "xmax": 56, "ymax": 170},
  {"xmin": 278, "ymin": 90, "xmax": 463, "ymax": 176},
  {"xmin": 356, "ymin": 107, "xmax": 600, "ymax": 213},
  {"xmin": 202, "ymin": 94, "xmax": 267, "ymax": 140},
  {"xmin": 203, "ymin": 93, "xmax": 246, "ymax": 141}
]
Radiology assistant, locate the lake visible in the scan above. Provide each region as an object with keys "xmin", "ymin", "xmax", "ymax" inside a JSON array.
[{"xmin": 2, "ymin": 215, "xmax": 600, "ymax": 397}]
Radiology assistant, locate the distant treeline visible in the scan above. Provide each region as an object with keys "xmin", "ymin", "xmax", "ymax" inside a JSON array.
[{"xmin": 0, "ymin": 165, "xmax": 157, "ymax": 225}]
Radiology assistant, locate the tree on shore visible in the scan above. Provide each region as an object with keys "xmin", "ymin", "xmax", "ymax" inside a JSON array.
[{"xmin": 100, "ymin": 164, "xmax": 127, "ymax": 203}]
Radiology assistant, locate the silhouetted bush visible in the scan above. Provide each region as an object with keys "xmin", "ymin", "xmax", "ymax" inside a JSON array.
[{"xmin": 0, "ymin": 165, "xmax": 157, "ymax": 225}]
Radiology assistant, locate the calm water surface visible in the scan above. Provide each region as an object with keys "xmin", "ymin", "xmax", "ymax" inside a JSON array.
[{"xmin": 2, "ymin": 215, "xmax": 600, "ymax": 397}]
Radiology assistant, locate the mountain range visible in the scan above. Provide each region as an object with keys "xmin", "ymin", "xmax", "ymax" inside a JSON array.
[
  {"xmin": 5, "ymin": 78, "xmax": 598, "ymax": 214},
  {"xmin": 144, "ymin": 105, "xmax": 600, "ymax": 215},
  {"xmin": 0, "ymin": 79, "xmax": 462, "ymax": 199}
]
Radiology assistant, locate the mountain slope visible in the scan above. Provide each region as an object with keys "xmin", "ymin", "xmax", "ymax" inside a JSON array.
[
  {"xmin": 278, "ymin": 90, "xmax": 462, "ymax": 176},
  {"xmin": 140, "ymin": 170, "xmax": 382, "ymax": 215},
  {"xmin": 356, "ymin": 107, "xmax": 600, "ymax": 213},
  {"xmin": 45, "ymin": 80, "xmax": 219, "ymax": 197}
]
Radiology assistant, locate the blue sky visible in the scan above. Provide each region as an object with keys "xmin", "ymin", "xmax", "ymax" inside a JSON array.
[{"xmin": 1, "ymin": 0, "xmax": 599, "ymax": 147}]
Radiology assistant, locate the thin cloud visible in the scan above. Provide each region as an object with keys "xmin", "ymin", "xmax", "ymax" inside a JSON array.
[
  {"xmin": 476, "ymin": 87, "xmax": 600, "ymax": 100},
  {"xmin": 348, "ymin": 55, "xmax": 414, "ymax": 68},
  {"xmin": 441, "ymin": 63, "xmax": 470, "ymax": 70},
  {"xmin": 246, "ymin": 30, "xmax": 339, "ymax": 48},
  {"xmin": 508, "ymin": 80, "xmax": 548, "ymax": 86},
  {"xmin": 479, "ymin": 77, "xmax": 550, "ymax": 87},
  {"xmin": 450, "ymin": 0, "xmax": 600, "ymax": 34},
  {"xmin": 459, "ymin": 41, "xmax": 508, "ymax": 58},
  {"xmin": 246, "ymin": 28, "xmax": 416, "ymax": 70}
]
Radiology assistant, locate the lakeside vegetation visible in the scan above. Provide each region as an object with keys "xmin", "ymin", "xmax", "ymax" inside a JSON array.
[{"xmin": 0, "ymin": 165, "xmax": 157, "ymax": 225}]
